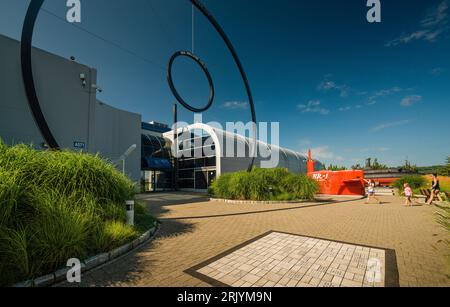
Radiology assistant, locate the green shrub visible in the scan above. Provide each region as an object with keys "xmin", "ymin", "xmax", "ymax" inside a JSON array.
[
  {"xmin": 393, "ymin": 175, "xmax": 427, "ymax": 191},
  {"xmin": 208, "ymin": 173, "xmax": 233, "ymax": 199},
  {"xmin": 98, "ymin": 201, "xmax": 127, "ymax": 223},
  {"xmin": 0, "ymin": 141, "xmax": 153, "ymax": 286},
  {"xmin": 209, "ymin": 168, "xmax": 319, "ymax": 201},
  {"xmin": 135, "ymin": 214, "xmax": 157, "ymax": 233},
  {"xmin": 91, "ymin": 221, "xmax": 138, "ymax": 252},
  {"xmin": 134, "ymin": 201, "xmax": 148, "ymax": 215},
  {"xmin": 28, "ymin": 191, "xmax": 92, "ymax": 272},
  {"xmin": 0, "ymin": 170, "xmax": 26, "ymax": 227},
  {"xmin": 282, "ymin": 174, "xmax": 319, "ymax": 201},
  {"xmin": 0, "ymin": 227, "xmax": 34, "ymax": 285},
  {"xmin": 0, "ymin": 144, "xmax": 135, "ymax": 203}
]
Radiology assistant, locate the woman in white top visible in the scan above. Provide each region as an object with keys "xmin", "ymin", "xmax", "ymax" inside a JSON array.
[{"xmin": 365, "ymin": 179, "xmax": 381, "ymax": 204}]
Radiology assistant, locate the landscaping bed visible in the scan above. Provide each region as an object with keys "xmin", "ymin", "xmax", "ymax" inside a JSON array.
[
  {"xmin": 208, "ymin": 168, "xmax": 319, "ymax": 202},
  {"xmin": 0, "ymin": 142, "xmax": 156, "ymax": 286}
]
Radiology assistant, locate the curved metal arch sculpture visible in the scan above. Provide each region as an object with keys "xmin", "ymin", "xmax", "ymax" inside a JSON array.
[
  {"xmin": 167, "ymin": 50, "xmax": 215, "ymax": 113},
  {"xmin": 20, "ymin": 0, "xmax": 257, "ymax": 171}
]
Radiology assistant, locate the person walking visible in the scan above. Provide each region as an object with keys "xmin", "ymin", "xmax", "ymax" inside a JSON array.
[
  {"xmin": 404, "ymin": 183, "xmax": 413, "ymax": 207},
  {"xmin": 365, "ymin": 179, "xmax": 381, "ymax": 204},
  {"xmin": 427, "ymin": 174, "xmax": 443, "ymax": 205}
]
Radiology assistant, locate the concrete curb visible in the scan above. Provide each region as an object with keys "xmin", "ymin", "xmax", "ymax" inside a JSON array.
[
  {"xmin": 210, "ymin": 198, "xmax": 309, "ymax": 205},
  {"xmin": 13, "ymin": 221, "xmax": 160, "ymax": 288}
]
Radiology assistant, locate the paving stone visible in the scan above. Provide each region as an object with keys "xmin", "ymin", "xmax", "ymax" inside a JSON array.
[{"xmin": 57, "ymin": 193, "xmax": 450, "ymax": 287}]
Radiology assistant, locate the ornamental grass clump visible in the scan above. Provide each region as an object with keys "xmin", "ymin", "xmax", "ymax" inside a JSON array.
[
  {"xmin": 393, "ymin": 175, "xmax": 427, "ymax": 192},
  {"xmin": 209, "ymin": 168, "xmax": 319, "ymax": 201},
  {"xmin": 0, "ymin": 141, "xmax": 145, "ymax": 286}
]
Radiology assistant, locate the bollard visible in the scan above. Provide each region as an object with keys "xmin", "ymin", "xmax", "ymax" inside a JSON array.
[{"xmin": 125, "ymin": 200, "xmax": 134, "ymax": 226}]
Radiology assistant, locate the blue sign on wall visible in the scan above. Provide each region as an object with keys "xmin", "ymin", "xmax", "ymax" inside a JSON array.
[{"xmin": 73, "ymin": 141, "xmax": 86, "ymax": 149}]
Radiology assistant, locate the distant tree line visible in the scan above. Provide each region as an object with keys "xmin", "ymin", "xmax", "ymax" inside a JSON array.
[
  {"xmin": 417, "ymin": 156, "xmax": 450, "ymax": 176},
  {"xmin": 327, "ymin": 164, "xmax": 347, "ymax": 171},
  {"xmin": 351, "ymin": 158, "xmax": 389, "ymax": 171},
  {"xmin": 349, "ymin": 156, "xmax": 450, "ymax": 176}
]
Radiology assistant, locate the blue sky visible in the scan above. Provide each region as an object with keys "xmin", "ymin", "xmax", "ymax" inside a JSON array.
[{"xmin": 1, "ymin": 0, "xmax": 449, "ymax": 167}]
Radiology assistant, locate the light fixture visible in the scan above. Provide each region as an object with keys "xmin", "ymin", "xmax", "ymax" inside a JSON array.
[
  {"xmin": 120, "ymin": 144, "xmax": 137, "ymax": 175},
  {"xmin": 79, "ymin": 73, "xmax": 86, "ymax": 87}
]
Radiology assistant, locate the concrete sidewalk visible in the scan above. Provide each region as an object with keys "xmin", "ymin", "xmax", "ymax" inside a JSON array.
[{"xmin": 64, "ymin": 193, "xmax": 450, "ymax": 287}]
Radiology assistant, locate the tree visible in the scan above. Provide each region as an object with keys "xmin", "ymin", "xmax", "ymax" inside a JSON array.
[
  {"xmin": 351, "ymin": 164, "xmax": 363, "ymax": 170},
  {"xmin": 371, "ymin": 158, "xmax": 388, "ymax": 170},
  {"xmin": 444, "ymin": 156, "xmax": 450, "ymax": 176},
  {"xmin": 327, "ymin": 164, "xmax": 347, "ymax": 171},
  {"xmin": 402, "ymin": 159, "xmax": 418, "ymax": 173}
]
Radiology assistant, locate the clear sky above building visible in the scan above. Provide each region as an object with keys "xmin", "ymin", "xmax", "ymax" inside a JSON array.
[{"xmin": 1, "ymin": 0, "xmax": 449, "ymax": 167}]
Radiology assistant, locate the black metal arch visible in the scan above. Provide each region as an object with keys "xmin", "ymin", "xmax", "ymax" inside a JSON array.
[
  {"xmin": 20, "ymin": 0, "xmax": 257, "ymax": 171},
  {"xmin": 167, "ymin": 50, "xmax": 214, "ymax": 113}
]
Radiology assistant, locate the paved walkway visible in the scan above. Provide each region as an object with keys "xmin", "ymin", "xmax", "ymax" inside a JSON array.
[{"xmin": 70, "ymin": 193, "xmax": 449, "ymax": 287}]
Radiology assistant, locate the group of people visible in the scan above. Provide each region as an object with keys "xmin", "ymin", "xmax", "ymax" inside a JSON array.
[
  {"xmin": 403, "ymin": 174, "xmax": 443, "ymax": 207},
  {"xmin": 364, "ymin": 174, "xmax": 443, "ymax": 207}
]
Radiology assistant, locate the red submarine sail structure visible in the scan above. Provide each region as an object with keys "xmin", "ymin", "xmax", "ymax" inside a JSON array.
[{"xmin": 307, "ymin": 150, "xmax": 366, "ymax": 196}]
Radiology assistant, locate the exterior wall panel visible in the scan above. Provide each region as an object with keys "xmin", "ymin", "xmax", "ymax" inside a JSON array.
[{"xmin": 0, "ymin": 35, "xmax": 141, "ymax": 182}]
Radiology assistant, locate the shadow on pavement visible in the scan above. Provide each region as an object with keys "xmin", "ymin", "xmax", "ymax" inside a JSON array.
[
  {"xmin": 159, "ymin": 196, "xmax": 366, "ymax": 221},
  {"xmin": 59, "ymin": 194, "xmax": 201, "ymax": 287}
]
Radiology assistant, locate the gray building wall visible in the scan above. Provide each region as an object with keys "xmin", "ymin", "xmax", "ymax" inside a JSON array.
[
  {"xmin": 0, "ymin": 34, "xmax": 141, "ymax": 182},
  {"xmin": 94, "ymin": 101, "xmax": 141, "ymax": 181}
]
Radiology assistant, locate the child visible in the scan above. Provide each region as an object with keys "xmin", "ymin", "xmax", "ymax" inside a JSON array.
[
  {"xmin": 365, "ymin": 179, "xmax": 381, "ymax": 204},
  {"xmin": 404, "ymin": 183, "xmax": 413, "ymax": 207}
]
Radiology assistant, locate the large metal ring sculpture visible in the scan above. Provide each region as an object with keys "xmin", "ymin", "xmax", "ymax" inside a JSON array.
[
  {"xmin": 21, "ymin": 0, "xmax": 257, "ymax": 171},
  {"xmin": 167, "ymin": 51, "xmax": 214, "ymax": 113}
]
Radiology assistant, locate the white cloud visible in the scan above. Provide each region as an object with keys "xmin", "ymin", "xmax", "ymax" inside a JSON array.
[
  {"xmin": 422, "ymin": 0, "xmax": 449, "ymax": 27},
  {"xmin": 368, "ymin": 86, "xmax": 403, "ymax": 102},
  {"xmin": 338, "ymin": 106, "xmax": 353, "ymax": 112},
  {"xmin": 338, "ymin": 104, "xmax": 363, "ymax": 112},
  {"xmin": 400, "ymin": 95, "xmax": 422, "ymax": 107},
  {"xmin": 302, "ymin": 146, "xmax": 345, "ymax": 163},
  {"xmin": 318, "ymin": 81, "xmax": 337, "ymax": 90},
  {"xmin": 374, "ymin": 87, "xmax": 403, "ymax": 97},
  {"xmin": 371, "ymin": 120, "xmax": 412, "ymax": 132},
  {"xmin": 297, "ymin": 100, "xmax": 330, "ymax": 115},
  {"xmin": 317, "ymin": 77, "xmax": 350, "ymax": 97},
  {"xmin": 364, "ymin": 86, "xmax": 406, "ymax": 106},
  {"xmin": 386, "ymin": 1, "xmax": 449, "ymax": 47},
  {"xmin": 222, "ymin": 101, "xmax": 248, "ymax": 110},
  {"xmin": 430, "ymin": 67, "xmax": 445, "ymax": 75}
]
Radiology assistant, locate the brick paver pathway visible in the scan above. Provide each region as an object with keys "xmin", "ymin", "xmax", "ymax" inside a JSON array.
[
  {"xmin": 190, "ymin": 232, "xmax": 392, "ymax": 287},
  {"xmin": 68, "ymin": 193, "xmax": 450, "ymax": 287}
]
